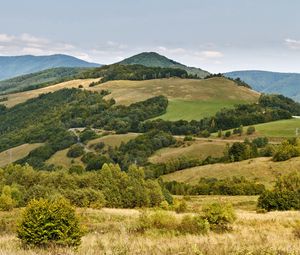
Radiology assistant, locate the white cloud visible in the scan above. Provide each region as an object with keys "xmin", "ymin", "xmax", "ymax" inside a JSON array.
[
  {"xmin": 0, "ymin": 34, "xmax": 14, "ymax": 43},
  {"xmin": 285, "ymin": 38, "xmax": 300, "ymax": 50},
  {"xmin": 198, "ymin": 50, "xmax": 223, "ymax": 58},
  {"xmin": 156, "ymin": 46, "xmax": 186, "ymax": 54}
]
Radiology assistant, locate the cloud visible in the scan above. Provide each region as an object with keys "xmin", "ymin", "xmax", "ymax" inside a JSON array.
[
  {"xmin": 285, "ymin": 38, "xmax": 300, "ymax": 50},
  {"xmin": 156, "ymin": 46, "xmax": 186, "ymax": 54},
  {"xmin": 0, "ymin": 34, "xmax": 14, "ymax": 43},
  {"xmin": 197, "ymin": 50, "xmax": 223, "ymax": 58}
]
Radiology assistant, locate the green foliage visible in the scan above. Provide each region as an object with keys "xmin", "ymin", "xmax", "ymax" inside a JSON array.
[
  {"xmin": 0, "ymin": 186, "xmax": 15, "ymax": 211},
  {"xmin": 225, "ymin": 131, "xmax": 231, "ymax": 137},
  {"xmin": 273, "ymin": 139, "xmax": 300, "ymax": 161},
  {"xmin": 17, "ymin": 198, "xmax": 83, "ymax": 247},
  {"xmin": 246, "ymin": 126, "xmax": 256, "ymax": 135},
  {"xmin": 174, "ymin": 199, "xmax": 188, "ymax": 213},
  {"xmin": 178, "ymin": 215, "xmax": 210, "ymax": 235},
  {"xmin": 202, "ymin": 203, "xmax": 236, "ymax": 232},
  {"xmin": 258, "ymin": 171, "xmax": 300, "ymax": 211},
  {"xmin": 67, "ymin": 144, "xmax": 85, "ymax": 158},
  {"xmin": 252, "ymin": 137, "xmax": 269, "ymax": 148},
  {"xmin": 79, "ymin": 128, "xmax": 97, "ymax": 143}
]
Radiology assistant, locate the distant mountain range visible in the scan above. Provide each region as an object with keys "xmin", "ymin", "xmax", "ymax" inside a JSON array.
[
  {"xmin": 119, "ymin": 52, "xmax": 210, "ymax": 78},
  {"xmin": 0, "ymin": 54, "xmax": 100, "ymax": 81},
  {"xmin": 225, "ymin": 70, "xmax": 300, "ymax": 101}
]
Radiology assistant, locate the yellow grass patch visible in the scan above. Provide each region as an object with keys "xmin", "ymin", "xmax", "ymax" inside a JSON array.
[{"xmin": 0, "ymin": 143, "xmax": 43, "ymax": 167}]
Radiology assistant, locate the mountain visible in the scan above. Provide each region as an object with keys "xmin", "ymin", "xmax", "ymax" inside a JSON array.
[
  {"xmin": 119, "ymin": 52, "xmax": 210, "ymax": 78},
  {"xmin": 225, "ymin": 70, "xmax": 300, "ymax": 101},
  {"xmin": 0, "ymin": 67, "xmax": 90, "ymax": 94},
  {"xmin": 0, "ymin": 54, "xmax": 101, "ymax": 81}
]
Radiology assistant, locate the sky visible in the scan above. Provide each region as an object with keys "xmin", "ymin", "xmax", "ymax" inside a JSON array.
[{"xmin": 0, "ymin": 0, "xmax": 300, "ymax": 73}]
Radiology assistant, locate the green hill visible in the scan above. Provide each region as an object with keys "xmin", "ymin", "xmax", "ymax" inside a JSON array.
[{"xmin": 119, "ymin": 52, "xmax": 210, "ymax": 78}]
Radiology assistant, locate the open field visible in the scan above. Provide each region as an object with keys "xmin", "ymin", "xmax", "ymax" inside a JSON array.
[
  {"xmin": 87, "ymin": 133, "xmax": 139, "ymax": 149},
  {"xmin": 46, "ymin": 148, "xmax": 84, "ymax": 169},
  {"xmin": 0, "ymin": 143, "xmax": 43, "ymax": 167},
  {"xmin": 162, "ymin": 156, "xmax": 300, "ymax": 188},
  {"xmin": 149, "ymin": 139, "xmax": 228, "ymax": 163},
  {"xmin": 1, "ymin": 204, "xmax": 300, "ymax": 255},
  {"xmin": 0, "ymin": 78, "xmax": 100, "ymax": 107}
]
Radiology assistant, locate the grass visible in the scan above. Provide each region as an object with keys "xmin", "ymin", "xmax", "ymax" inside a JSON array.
[
  {"xmin": 46, "ymin": 148, "xmax": 84, "ymax": 169},
  {"xmin": 157, "ymin": 99, "xmax": 249, "ymax": 121},
  {"xmin": 87, "ymin": 133, "xmax": 139, "ymax": 150},
  {"xmin": 0, "ymin": 143, "xmax": 43, "ymax": 167},
  {"xmin": 149, "ymin": 139, "xmax": 228, "ymax": 164},
  {"xmin": 1, "ymin": 205, "xmax": 300, "ymax": 254},
  {"xmin": 0, "ymin": 78, "xmax": 100, "ymax": 107},
  {"xmin": 162, "ymin": 156, "xmax": 300, "ymax": 188}
]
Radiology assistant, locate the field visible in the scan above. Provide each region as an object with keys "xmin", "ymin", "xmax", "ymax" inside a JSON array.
[
  {"xmin": 149, "ymin": 139, "xmax": 228, "ymax": 163},
  {"xmin": 0, "ymin": 78, "xmax": 100, "ymax": 107},
  {"xmin": 0, "ymin": 143, "xmax": 43, "ymax": 167},
  {"xmin": 46, "ymin": 148, "xmax": 84, "ymax": 169},
  {"xmin": 1, "ymin": 200, "xmax": 300, "ymax": 255},
  {"xmin": 162, "ymin": 156, "xmax": 300, "ymax": 188}
]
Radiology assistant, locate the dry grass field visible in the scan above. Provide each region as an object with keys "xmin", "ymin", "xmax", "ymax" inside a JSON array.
[
  {"xmin": 149, "ymin": 139, "xmax": 228, "ymax": 163},
  {"xmin": 46, "ymin": 148, "xmax": 84, "ymax": 169},
  {"xmin": 0, "ymin": 143, "xmax": 43, "ymax": 167},
  {"xmin": 0, "ymin": 78, "xmax": 100, "ymax": 107},
  {"xmin": 1, "ymin": 202, "xmax": 300, "ymax": 255},
  {"xmin": 162, "ymin": 156, "xmax": 300, "ymax": 188}
]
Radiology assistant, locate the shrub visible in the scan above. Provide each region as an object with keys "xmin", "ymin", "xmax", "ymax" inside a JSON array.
[
  {"xmin": 272, "ymin": 141, "xmax": 300, "ymax": 162},
  {"xmin": 69, "ymin": 165, "xmax": 85, "ymax": 174},
  {"xmin": 174, "ymin": 199, "xmax": 188, "ymax": 213},
  {"xmin": 224, "ymin": 131, "xmax": 231, "ymax": 138},
  {"xmin": 178, "ymin": 215, "xmax": 209, "ymax": 235},
  {"xmin": 17, "ymin": 198, "xmax": 83, "ymax": 247},
  {"xmin": 202, "ymin": 203, "xmax": 236, "ymax": 232},
  {"xmin": 67, "ymin": 144, "xmax": 85, "ymax": 158},
  {"xmin": 246, "ymin": 126, "xmax": 255, "ymax": 135}
]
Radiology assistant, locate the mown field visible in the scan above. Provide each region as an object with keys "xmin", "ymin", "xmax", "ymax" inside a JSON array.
[
  {"xmin": 162, "ymin": 156, "xmax": 300, "ymax": 188},
  {"xmin": 1, "ymin": 199, "xmax": 300, "ymax": 255},
  {"xmin": 0, "ymin": 143, "xmax": 43, "ymax": 167},
  {"xmin": 149, "ymin": 139, "xmax": 228, "ymax": 163}
]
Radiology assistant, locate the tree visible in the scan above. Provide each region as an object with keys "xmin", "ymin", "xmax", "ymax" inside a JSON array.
[{"xmin": 0, "ymin": 186, "xmax": 15, "ymax": 211}]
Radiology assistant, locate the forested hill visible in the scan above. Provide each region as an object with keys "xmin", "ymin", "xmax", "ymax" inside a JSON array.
[
  {"xmin": 225, "ymin": 70, "xmax": 300, "ymax": 101},
  {"xmin": 0, "ymin": 54, "xmax": 100, "ymax": 81},
  {"xmin": 119, "ymin": 52, "xmax": 210, "ymax": 78}
]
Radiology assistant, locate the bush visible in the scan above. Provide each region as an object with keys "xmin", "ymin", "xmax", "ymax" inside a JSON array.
[
  {"xmin": 246, "ymin": 126, "xmax": 255, "ymax": 135},
  {"xmin": 272, "ymin": 141, "xmax": 300, "ymax": 162},
  {"xmin": 17, "ymin": 198, "xmax": 83, "ymax": 247},
  {"xmin": 224, "ymin": 131, "xmax": 231, "ymax": 138},
  {"xmin": 178, "ymin": 215, "xmax": 209, "ymax": 235},
  {"xmin": 67, "ymin": 144, "xmax": 85, "ymax": 158},
  {"xmin": 174, "ymin": 199, "xmax": 187, "ymax": 213},
  {"xmin": 202, "ymin": 203, "xmax": 236, "ymax": 232}
]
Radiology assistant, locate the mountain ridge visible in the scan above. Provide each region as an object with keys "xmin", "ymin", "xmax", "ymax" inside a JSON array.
[{"xmin": 0, "ymin": 54, "xmax": 101, "ymax": 81}]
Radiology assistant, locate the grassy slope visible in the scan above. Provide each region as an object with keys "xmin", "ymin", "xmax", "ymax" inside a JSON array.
[
  {"xmin": 149, "ymin": 139, "xmax": 228, "ymax": 163},
  {"xmin": 0, "ymin": 78, "xmax": 100, "ymax": 107},
  {"xmin": 162, "ymin": 156, "xmax": 300, "ymax": 188},
  {"xmin": 92, "ymin": 77, "xmax": 260, "ymax": 120},
  {"xmin": 0, "ymin": 143, "xmax": 43, "ymax": 167},
  {"xmin": 46, "ymin": 148, "xmax": 85, "ymax": 169}
]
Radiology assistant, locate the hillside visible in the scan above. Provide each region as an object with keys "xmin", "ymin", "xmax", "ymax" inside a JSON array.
[
  {"xmin": 162, "ymin": 156, "xmax": 300, "ymax": 188},
  {"xmin": 0, "ymin": 54, "xmax": 100, "ymax": 81},
  {"xmin": 225, "ymin": 70, "xmax": 300, "ymax": 101},
  {"xmin": 0, "ymin": 67, "xmax": 90, "ymax": 94},
  {"xmin": 119, "ymin": 52, "xmax": 210, "ymax": 78},
  {"xmin": 92, "ymin": 77, "xmax": 260, "ymax": 120}
]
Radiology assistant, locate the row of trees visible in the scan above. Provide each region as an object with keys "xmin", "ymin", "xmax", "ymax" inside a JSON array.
[{"xmin": 0, "ymin": 164, "xmax": 172, "ymax": 211}]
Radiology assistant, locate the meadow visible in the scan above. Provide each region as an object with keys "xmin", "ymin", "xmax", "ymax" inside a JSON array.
[{"xmin": 1, "ymin": 198, "xmax": 299, "ymax": 255}]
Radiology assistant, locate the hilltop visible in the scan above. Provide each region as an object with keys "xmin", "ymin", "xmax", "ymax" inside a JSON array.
[
  {"xmin": 0, "ymin": 54, "xmax": 100, "ymax": 81},
  {"xmin": 225, "ymin": 70, "xmax": 300, "ymax": 101},
  {"xmin": 119, "ymin": 52, "xmax": 210, "ymax": 78}
]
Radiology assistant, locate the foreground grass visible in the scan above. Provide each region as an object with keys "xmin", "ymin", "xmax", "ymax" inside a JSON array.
[
  {"xmin": 162, "ymin": 156, "xmax": 300, "ymax": 188},
  {"xmin": 0, "ymin": 204, "xmax": 300, "ymax": 255}
]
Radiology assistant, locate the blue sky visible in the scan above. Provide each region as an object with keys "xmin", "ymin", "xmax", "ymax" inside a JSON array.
[{"xmin": 0, "ymin": 0, "xmax": 300, "ymax": 72}]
